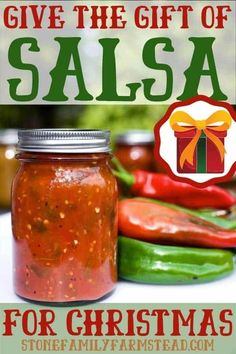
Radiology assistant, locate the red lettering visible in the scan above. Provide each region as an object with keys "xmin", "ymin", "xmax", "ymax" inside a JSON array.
[
  {"xmin": 152, "ymin": 309, "xmax": 169, "ymax": 336},
  {"xmin": 2, "ymin": 309, "xmax": 21, "ymax": 336},
  {"xmin": 38, "ymin": 310, "xmax": 57, "ymax": 336},
  {"xmin": 177, "ymin": 5, "xmax": 193, "ymax": 29},
  {"xmin": 3, "ymin": 6, "xmax": 18, "ymax": 28},
  {"xmin": 198, "ymin": 309, "xmax": 218, "ymax": 336},
  {"xmin": 134, "ymin": 6, "xmax": 149, "ymax": 29},
  {"xmin": 73, "ymin": 5, "xmax": 89, "ymax": 29},
  {"xmin": 171, "ymin": 310, "xmax": 196, "ymax": 336},
  {"xmin": 19, "ymin": 6, "xmax": 27, "ymax": 29},
  {"xmin": 29, "ymin": 5, "xmax": 47, "ymax": 29},
  {"xmin": 110, "ymin": 6, "xmax": 127, "ymax": 29},
  {"xmin": 3, "ymin": 5, "xmax": 65, "ymax": 29},
  {"xmin": 90, "ymin": 6, "xmax": 109, "ymax": 29},
  {"xmin": 149, "ymin": 6, "xmax": 159, "ymax": 29},
  {"xmin": 215, "ymin": 5, "xmax": 231, "ymax": 29},
  {"xmin": 219, "ymin": 309, "xmax": 233, "ymax": 336},
  {"xmin": 202, "ymin": 6, "xmax": 215, "ymax": 28},
  {"xmin": 47, "ymin": 5, "xmax": 65, "ymax": 29},
  {"xmin": 66, "ymin": 310, "xmax": 82, "ymax": 335},
  {"xmin": 136, "ymin": 310, "xmax": 150, "ymax": 336},
  {"xmin": 134, "ymin": 6, "xmax": 191, "ymax": 29},
  {"xmin": 22, "ymin": 310, "xmax": 37, "ymax": 336},
  {"xmin": 83, "ymin": 310, "xmax": 104, "ymax": 336},
  {"xmin": 105, "ymin": 310, "xmax": 124, "ymax": 336},
  {"xmin": 2, "ymin": 309, "xmax": 57, "ymax": 336},
  {"xmin": 160, "ymin": 6, "xmax": 175, "ymax": 29},
  {"xmin": 125, "ymin": 310, "xmax": 135, "ymax": 336}
]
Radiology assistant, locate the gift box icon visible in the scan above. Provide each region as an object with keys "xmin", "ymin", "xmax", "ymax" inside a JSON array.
[{"xmin": 170, "ymin": 110, "xmax": 232, "ymax": 174}]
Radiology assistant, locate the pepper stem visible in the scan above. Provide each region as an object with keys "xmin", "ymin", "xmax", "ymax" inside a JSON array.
[
  {"xmin": 112, "ymin": 156, "xmax": 128, "ymax": 173},
  {"xmin": 112, "ymin": 157, "xmax": 135, "ymax": 188}
]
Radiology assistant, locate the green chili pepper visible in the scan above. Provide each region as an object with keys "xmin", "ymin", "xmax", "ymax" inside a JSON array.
[
  {"xmin": 137, "ymin": 198, "xmax": 236, "ymax": 230},
  {"xmin": 118, "ymin": 236, "xmax": 234, "ymax": 284}
]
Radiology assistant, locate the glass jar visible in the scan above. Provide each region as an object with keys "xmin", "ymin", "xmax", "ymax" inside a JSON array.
[
  {"xmin": 114, "ymin": 131, "xmax": 155, "ymax": 172},
  {"xmin": 12, "ymin": 129, "xmax": 118, "ymax": 304},
  {"xmin": 114, "ymin": 130, "xmax": 166, "ymax": 172},
  {"xmin": 0, "ymin": 129, "xmax": 18, "ymax": 209}
]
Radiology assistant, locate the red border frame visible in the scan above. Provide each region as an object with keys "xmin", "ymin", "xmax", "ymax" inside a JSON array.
[{"xmin": 154, "ymin": 95, "xmax": 236, "ymax": 188}]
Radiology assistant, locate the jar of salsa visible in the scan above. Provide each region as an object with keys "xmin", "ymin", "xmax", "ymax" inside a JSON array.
[
  {"xmin": 12, "ymin": 129, "xmax": 118, "ymax": 304},
  {"xmin": 115, "ymin": 131, "xmax": 155, "ymax": 172},
  {"xmin": 114, "ymin": 131, "xmax": 166, "ymax": 173},
  {"xmin": 0, "ymin": 129, "xmax": 18, "ymax": 209}
]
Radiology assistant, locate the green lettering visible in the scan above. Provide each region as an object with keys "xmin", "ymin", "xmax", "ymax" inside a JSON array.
[
  {"xmin": 8, "ymin": 37, "xmax": 40, "ymax": 102},
  {"xmin": 142, "ymin": 38, "xmax": 174, "ymax": 101},
  {"xmin": 43, "ymin": 37, "xmax": 93, "ymax": 102},
  {"xmin": 96, "ymin": 38, "xmax": 141, "ymax": 101},
  {"xmin": 178, "ymin": 37, "xmax": 227, "ymax": 100}
]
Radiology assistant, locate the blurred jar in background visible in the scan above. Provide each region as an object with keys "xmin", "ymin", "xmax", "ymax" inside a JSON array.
[
  {"xmin": 114, "ymin": 131, "xmax": 154, "ymax": 172},
  {"xmin": 114, "ymin": 130, "xmax": 165, "ymax": 172},
  {"xmin": 0, "ymin": 130, "xmax": 18, "ymax": 209}
]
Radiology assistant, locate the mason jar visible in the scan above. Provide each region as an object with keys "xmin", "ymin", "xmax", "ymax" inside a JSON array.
[
  {"xmin": 0, "ymin": 129, "xmax": 18, "ymax": 209},
  {"xmin": 12, "ymin": 129, "xmax": 118, "ymax": 304},
  {"xmin": 114, "ymin": 130, "xmax": 157, "ymax": 172}
]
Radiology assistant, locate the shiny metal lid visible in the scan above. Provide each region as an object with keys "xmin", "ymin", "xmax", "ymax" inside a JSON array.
[
  {"xmin": 115, "ymin": 130, "xmax": 154, "ymax": 145},
  {"xmin": 18, "ymin": 129, "xmax": 111, "ymax": 153},
  {"xmin": 0, "ymin": 129, "xmax": 18, "ymax": 145}
]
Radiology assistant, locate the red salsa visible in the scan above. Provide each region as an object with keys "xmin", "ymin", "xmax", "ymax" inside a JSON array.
[
  {"xmin": 115, "ymin": 131, "xmax": 154, "ymax": 172},
  {"xmin": 12, "ymin": 130, "xmax": 118, "ymax": 303},
  {"xmin": 114, "ymin": 130, "xmax": 165, "ymax": 172}
]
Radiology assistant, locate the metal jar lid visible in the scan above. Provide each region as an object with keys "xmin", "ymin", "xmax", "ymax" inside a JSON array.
[
  {"xmin": 18, "ymin": 129, "xmax": 111, "ymax": 153},
  {"xmin": 0, "ymin": 129, "xmax": 18, "ymax": 145},
  {"xmin": 115, "ymin": 130, "xmax": 154, "ymax": 145}
]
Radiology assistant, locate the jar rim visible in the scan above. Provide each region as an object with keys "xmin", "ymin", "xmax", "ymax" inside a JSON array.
[
  {"xmin": 18, "ymin": 129, "xmax": 111, "ymax": 153},
  {"xmin": 115, "ymin": 130, "xmax": 154, "ymax": 145},
  {"xmin": 0, "ymin": 129, "xmax": 18, "ymax": 145}
]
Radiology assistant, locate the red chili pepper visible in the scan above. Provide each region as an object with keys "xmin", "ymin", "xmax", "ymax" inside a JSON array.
[
  {"xmin": 118, "ymin": 199, "xmax": 236, "ymax": 248},
  {"xmin": 113, "ymin": 159, "xmax": 235, "ymax": 209}
]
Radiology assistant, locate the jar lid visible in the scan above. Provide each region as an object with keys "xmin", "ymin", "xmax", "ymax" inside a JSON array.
[
  {"xmin": 0, "ymin": 129, "xmax": 18, "ymax": 145},
  {"xmin": 115, "ymin": 130, "xmax": 154, "ymax": 145},
  {"xmin": 18, "ymin": 129, "xmax": 111, "ymax": 153}
]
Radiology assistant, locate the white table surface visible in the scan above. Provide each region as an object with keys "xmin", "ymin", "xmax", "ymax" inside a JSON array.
[{"xmin": 0, "ymin": 212, "xmax": 235, "ymax": 304}]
